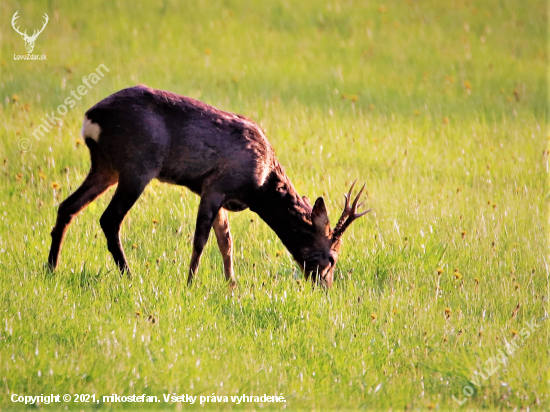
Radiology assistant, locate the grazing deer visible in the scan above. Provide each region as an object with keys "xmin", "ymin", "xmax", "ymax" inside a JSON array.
[
  {"xmin": 47, "ymin": 86, "xmax": 370, "ymax": 287},
  {"xmin": 11, "ymin": 11, "xmax": 49, "ymax": 54}
]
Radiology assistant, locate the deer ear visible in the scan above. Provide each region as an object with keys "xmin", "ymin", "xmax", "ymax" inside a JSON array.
[{"xmin": 312, "ymin": 197, "xmax": 330, "ymax": 235}]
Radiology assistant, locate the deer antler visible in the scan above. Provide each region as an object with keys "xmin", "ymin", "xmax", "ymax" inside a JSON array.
[
  {"xmin": 28, "ymin": 13, "xmax": 49, "ymax": 41},
  {"xmin": 11, "ymin": 11, "xmax": 28, "ymax": 38},
  {"xmin": 332, "ymin": 180, "xmax": 371, "ymax": 242}
]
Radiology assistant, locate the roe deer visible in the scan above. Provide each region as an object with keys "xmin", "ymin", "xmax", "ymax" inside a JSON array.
[{"xmin": 47, "ymin": 86, "xmax": 370, "ymax": 288}]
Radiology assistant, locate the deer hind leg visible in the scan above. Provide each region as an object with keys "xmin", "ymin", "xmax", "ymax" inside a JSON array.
[
  {"xmin": 187, "ymin": 193, "xmax": 225, "ymax": 286},
  {"xmin": 99, "ymin": 173, "xmax": 153, "ymax": 277},
  {"xmin": 213, "ymin": 208, "xmax": 236, "ymax": 286},
  {"xmin": 48, "ymin": 145, "xmax": 117, "ymax": 271}
]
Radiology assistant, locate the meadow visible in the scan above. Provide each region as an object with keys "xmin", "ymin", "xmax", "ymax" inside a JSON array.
[{"xmin": 0, "ymin": 0, "xmax": 548, "ymax": 410}]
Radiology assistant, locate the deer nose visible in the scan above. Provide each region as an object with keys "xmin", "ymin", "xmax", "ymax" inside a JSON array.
[{"xmin": 321, "ymin": 269, "xmax": 334, "ymax": 288}]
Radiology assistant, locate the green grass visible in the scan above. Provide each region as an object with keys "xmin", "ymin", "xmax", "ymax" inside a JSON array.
[{"xmin": 0, "ymin": 0, "xmax": 548, "ymax": 410}]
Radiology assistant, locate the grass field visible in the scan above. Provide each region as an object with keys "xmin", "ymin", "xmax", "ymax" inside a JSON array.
[{"xmin": 0, "ymin": 0, "xmax": 548, "ymax": 410}]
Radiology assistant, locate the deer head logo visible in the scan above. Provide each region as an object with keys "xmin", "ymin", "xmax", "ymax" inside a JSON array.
[{"xmin": 11, "ymin": 11, "xmax": 49, "ymax": 54}]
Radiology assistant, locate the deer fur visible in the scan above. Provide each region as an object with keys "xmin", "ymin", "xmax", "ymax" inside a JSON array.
[{"xmin": 47, "ymin": 86, "xmax": 369, "ymax": 287}]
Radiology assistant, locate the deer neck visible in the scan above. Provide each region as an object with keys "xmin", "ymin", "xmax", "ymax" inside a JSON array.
[{"xmin": 249, "ymin": 167, "xmax": 314, "ymax": 261}]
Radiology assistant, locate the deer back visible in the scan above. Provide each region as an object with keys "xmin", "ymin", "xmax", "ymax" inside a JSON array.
[{"xmin": 84, "ymin": 86, "xmax": 275, "ymax": 202}]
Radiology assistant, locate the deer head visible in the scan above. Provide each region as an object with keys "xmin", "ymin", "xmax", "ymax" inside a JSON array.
[
  {"xmin": 300, "ymin": 181, "xmax": 371, "ymax": 288},
  {"xmin": 12, "ymin": 11, "xmax": 49, "ymax": 54}
]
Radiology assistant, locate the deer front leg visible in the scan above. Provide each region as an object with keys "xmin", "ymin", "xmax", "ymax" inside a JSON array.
[
  {"xmin": 187, "ymin": 193, "xmax": 224, "ymax": 286},
  {"xmin": 213, "ymin": 208, "xmax": 236, "ymax": 287}
]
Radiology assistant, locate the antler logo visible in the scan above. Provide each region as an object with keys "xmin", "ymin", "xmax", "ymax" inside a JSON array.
[{"xmin": 11, "ymin": 11, "xmax": 49, "ymax": 54}]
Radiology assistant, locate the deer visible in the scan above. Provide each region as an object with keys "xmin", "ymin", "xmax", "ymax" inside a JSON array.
[
  {"xmin": 11, "ymin": 11, "xmax": 49, "ymax": 54},
  {"xmin": 47, "ymin": 86, "xmax": 370, "ymax": 288}
]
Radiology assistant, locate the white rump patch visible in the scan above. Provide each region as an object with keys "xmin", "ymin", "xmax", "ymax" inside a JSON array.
[{"xmin": 81, "ymin": 115, "xmax": 101, "ymax": 142}]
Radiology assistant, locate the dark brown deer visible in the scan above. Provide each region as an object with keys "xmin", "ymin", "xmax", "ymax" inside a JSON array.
[{"xmin": 47, "ymin": 86, "xmax": 370, "ymax": 288}]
